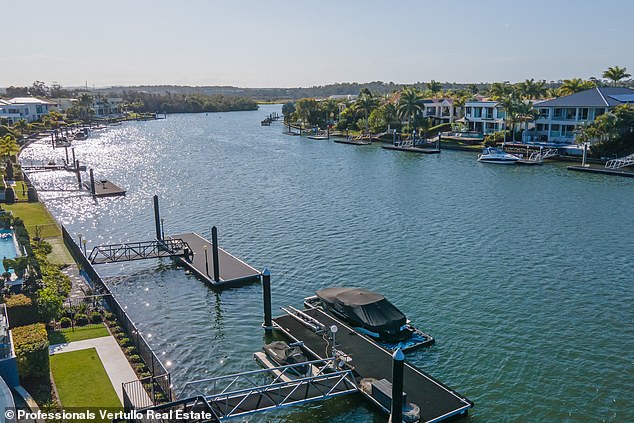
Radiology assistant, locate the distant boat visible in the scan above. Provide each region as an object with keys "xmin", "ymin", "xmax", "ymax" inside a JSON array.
[
  {"xmin": 441, "ymin": 131, "xmax": 484, "ymax": 143},
  {"xmin": 477, "ymin": 147, "xmax": 520, "ymax": 164}
]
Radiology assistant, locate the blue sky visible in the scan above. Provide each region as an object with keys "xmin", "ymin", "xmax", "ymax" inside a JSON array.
[{"xmin": 2, "ymin": 0, "xmax": 633, "ymax": 87}]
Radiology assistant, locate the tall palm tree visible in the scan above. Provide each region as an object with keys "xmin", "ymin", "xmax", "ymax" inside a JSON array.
[
  {"xmin": 495, "ymin": 97, "xmax": 520, "ymax": 142},
  {"xmin": 354, "ymin": 90, "xmax": 377, "ymax": 134},
  {"xmin": 398, "ymin": 88, "xmax": 424, "ymax": 134},
  {"xmin": 558, "ymin": 78, "xmax": 595, "ymax": 96},
  {"xmin": 519, "ymin": 79, "xmax": 547, "ymax": 100},
  {"xmin": 489, "ymin": 82, "xmax": 515, "ymax": 99},
  {"xmin": 602, "ymin": 66, "xmax": 631, "ymax": 87},
  {"xmin": 78, "ymin": 93, "xmax": 94, "ymax": 120},
  {"xmin": 515, "ymin": 102, "xmax": 539, "ymax": 142},
  {"xmin": 13, "ymin": 119, "xmax": 29, "ymax": 136}
]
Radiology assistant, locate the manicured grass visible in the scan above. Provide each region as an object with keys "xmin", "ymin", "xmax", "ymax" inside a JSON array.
[
  {"xmin": 44, "ymin": 237, "xmax": 74, "ymax": 265},
  {"xmin": 50, "ymin": 348, "xmax": 121, "ymax": 409},
  {"xmin": 3, "ymin": 202, "xmax": 61, "ymax": 238},
  {"xmin": 13, "ymin": 181, "xmax": 28, "ymax": 201},
  {"xmin": 48, "ymin": 324, "xmax": 110, "ymax": 345}
]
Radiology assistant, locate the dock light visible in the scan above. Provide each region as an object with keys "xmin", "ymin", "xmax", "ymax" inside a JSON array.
[
  {"xmin": 82, "ymin": 239, "xmax": 87, "ymax": 256},
  {"xmin": 330, "ymin": 325, "xmax": 338, "ymax": 363},
  {"xmin": 160, "ymin": 218, "xmax": 165, "ymax": 240},
  {"xmin": 330, "ymin": 325, "xmax": 338, "ymax": 334}
]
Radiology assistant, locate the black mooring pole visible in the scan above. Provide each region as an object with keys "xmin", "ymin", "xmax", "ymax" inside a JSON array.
[
  {"xmin": 391, "ymin": 348, "xmax": 404, "ymax": 423},
  {"xmin": 211, "ymin": 226, "xmax": 220, "ymax": 282},
  {"xmin": 262, "ymin": 268, "xmax": 272, "ymax": 333},
  {"xmin": 75, "ymin": 160, "xmax": 82, "ymax": 187},
  {"xmin": 89, "ymin": 169, "xmax": 96, "ymax": 195},
  {"xmin": 65, "ymin": 146, "xmax": 69, "ymax": 164},
  {"xmin": 153, "ymin": 195, "xmax": 162, "ymax": 241},
  {"xmin": 71, "ymin": 148, "xmax": 76, "ymax": 169}
]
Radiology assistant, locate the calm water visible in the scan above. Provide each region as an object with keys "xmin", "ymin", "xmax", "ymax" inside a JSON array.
[{"xmin": 21, "ymin": 105, "xmax": 634, "ymax": 422}]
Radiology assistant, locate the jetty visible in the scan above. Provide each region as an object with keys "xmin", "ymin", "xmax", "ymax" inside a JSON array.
[
  {"xmin": 567, "ymin": 165, "xmax": 634, "ymax": 178},
  {"xmin": 272, "ymin": 306, "xmax": 473, "ymax": 422},
  {"xmin": 383, "ymin": 145, "xmax": 441, "ymax": 154}
]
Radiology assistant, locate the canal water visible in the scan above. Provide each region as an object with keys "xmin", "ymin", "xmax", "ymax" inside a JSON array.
[{"xmin": 21, "ymin": 105, "xmax": 634, "ymax": 422}]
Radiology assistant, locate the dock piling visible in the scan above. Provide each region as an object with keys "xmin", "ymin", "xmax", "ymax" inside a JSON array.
[
  {"xmin": 211, "ymin": 226, "xmax": 220, "ymax": 282},
  {"xmin": 153, "ymin": 195, "xmax": 162, "ymax": 241},
  {"xmin": 71, "ymin": 148, "xmax": 76, "ymax": 168},
  {"xmin": 89, "ymin": 169, "xmax": 96, "ymax": 195},
  {"xmin": 390, "ymin": 348, "xmax": 405, "ymax": 423},
  {"xmin": 65, "ymin": 146, "xmax": 69, "ymax": 164},
  {"xmin": 75, "ymin": 160, "xmax": 82, "ymax": 187},
  {"xmin": 262, "ymin": 268, "xmax": 272, "ymax": 333}
]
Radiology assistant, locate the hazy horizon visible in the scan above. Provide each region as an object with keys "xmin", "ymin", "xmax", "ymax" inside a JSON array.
[{"xmin": 3, "ymin": 0, "xmax": 633, "ymax": 88}]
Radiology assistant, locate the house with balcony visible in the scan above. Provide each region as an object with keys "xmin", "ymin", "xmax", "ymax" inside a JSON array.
[
  {"xmin": 422, "ymin": 98, "xmax": 461, "ymax": 125},
  {"xmin": 0, "ymin": 97, "xmax": 58, "ymax": 124},
  {"xmin": 463, "ymin": 100, "xmax": 505, "ymax": 134},
  {"xmin": 532, "ymin": 87, "xmax": 634, "ymax": 144}
]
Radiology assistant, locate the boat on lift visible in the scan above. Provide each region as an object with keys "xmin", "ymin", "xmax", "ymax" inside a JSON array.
[
  {"xmin": 304, "ymin": 287, "xmax": 434, "ymax": 352},
  {"xmin": 477, "ymin": 147, "xmax": 521, "ymax": 164}
]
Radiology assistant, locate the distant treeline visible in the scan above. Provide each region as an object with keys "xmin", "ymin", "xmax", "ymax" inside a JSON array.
[{"xmin": 119, "ymin": 91, "xmax": 258, "ymax": 113}]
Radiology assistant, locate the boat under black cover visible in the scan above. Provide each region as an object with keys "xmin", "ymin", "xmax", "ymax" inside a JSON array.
[{"xmin": 306, "ymin": 287, "xmax": 434, "ymax": 351}]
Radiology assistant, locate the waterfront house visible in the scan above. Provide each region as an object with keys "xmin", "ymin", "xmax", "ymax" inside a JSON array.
[
  {"xmin": 532, "ymin": 87, "xmax": 634, "ymax": 144},
  {"xmin": 0, "ymin": 97, "xmax": 57, "ymax": 124},
  {"xmin": 463, "ymin": 99, "xmax": 505, "ymax": 134},
  {"xmin": 422, "ymin": 98, "xmax": 461, "ymax": 125}
]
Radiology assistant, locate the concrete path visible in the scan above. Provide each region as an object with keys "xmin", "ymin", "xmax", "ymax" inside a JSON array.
[
  {"xmin": 61, "ymin": 265, "xmax": 91, "ymax": 300},
  {"xmin": 49, "ymin": 336, "xmax": 151, "ymax": 407}
]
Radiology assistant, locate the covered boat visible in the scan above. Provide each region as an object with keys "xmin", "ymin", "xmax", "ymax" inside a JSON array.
[
  {"xmin": 262, "ymin": 341, "xmax": 309, "ymax": 376},
  {"xmin": 308, "ymin": 288, "xmax": 434, "ymax": 351}
]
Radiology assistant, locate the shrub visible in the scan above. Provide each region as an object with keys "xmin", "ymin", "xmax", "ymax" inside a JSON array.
[
  {"xmin": 124, "ymin": 346, "xmax": 137, "ymax": 355},
  {"xmin": 13, "ymin": 323, "xmax": 50, "ymax": 378},
  {"xmin": 59, "ymin": 317, "xmax": 71, "ymax": 328},
  {"xmin": 74, "ymin": 314, "xmax": 89, "ymax": 326},
  {"xmin": 128, "ymin": 354, "xmax": 142, "ymax": 363},
  {"xmin": 5, "ymin": 294, "xmax": 39, "ymax": 327},
  {"xmin": 90, "ymin": 311, "xmax": 102, "ymax": 323},
  {"xmin": 118, "ymin": 337, "xmax": 131, "ymax": 347},
  {"xmin": 37, "ymin": 286, "xmax": 63, "ymax": 323},
  {"xmin": 134, "ymin": 363, "xmax": 146, "ymax": 373},
  {"xmin": 4, "ymin": 187, "xmax": 15, "ymax": 204},
  {"xmin": 104, "ymin": 312, "xmax": 116, "ymax": 322},
  {"xmin": 114, "ymin": 331, "xmax": 126, "ymax": 340}
]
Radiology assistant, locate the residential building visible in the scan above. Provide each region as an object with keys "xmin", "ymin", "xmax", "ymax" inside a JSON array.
[
  {"xmin": 463, "ymin": 100, "xmax": 505, "ymax": 134},
  {"xmin": 532, "ymin": 87, "xmax": 634, "ymax": 143},
  {"xmin": 0, "ymin": 97, "xmax": 57, "ymax": 124},
  {"xmin": 422, "ymin": 98, "xmax": 461, "ymax": 125}
]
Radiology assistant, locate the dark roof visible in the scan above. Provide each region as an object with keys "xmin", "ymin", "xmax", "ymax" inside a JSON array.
[{"xmin": 535, "ymin": 87, "xmax": 634, "ymax": 108}]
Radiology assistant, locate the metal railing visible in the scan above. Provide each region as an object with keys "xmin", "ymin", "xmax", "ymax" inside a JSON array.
[
  {"xmin": 61, "ymin": 225, "xmax": 174, "ymax": 402},
  {"xmin": 178, "ymin": 358, "xmax": 358, "ymax": 420},
  {"xmin": 88, "ymin": 238, "xmax": 190, "ymax": 264},
  {"xmin": 605, "ymin": 153, "xmax": 634, "ymax": 169}
]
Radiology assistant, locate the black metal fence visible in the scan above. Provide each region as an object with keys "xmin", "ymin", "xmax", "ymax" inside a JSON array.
[{"xmin": 62, "ymin": 225, "xmax": 174, "ymax": 404}]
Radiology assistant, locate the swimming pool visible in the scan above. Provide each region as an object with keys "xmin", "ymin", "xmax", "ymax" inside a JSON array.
[{"xmin": 0, "ymin": 229, "xmax": 19, "ymax": 272}]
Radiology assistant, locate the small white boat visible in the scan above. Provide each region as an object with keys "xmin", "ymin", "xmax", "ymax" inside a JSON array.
[{"xmin": 477, "ymin": 147, "xmax": 520, "ymax": 164}]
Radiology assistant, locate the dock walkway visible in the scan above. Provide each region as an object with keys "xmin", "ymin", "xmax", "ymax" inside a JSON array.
[
  {"xmin": 170, "ymin": 232, "xmax": 261, "ymax": 287},
  {"xmin": 273, "ymin": 308, "xmax": 472, "ymax": 422},
  {"xmin": 382, "ymin": 145, "xmax": 441, "ymax": 154}
]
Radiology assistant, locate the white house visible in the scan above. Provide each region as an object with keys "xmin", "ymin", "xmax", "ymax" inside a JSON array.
[
  {"xmin": 422, "ymin": 98, "xmax": 461, "ymax": 125},
  {"xmin": 531, "ymin": 87, "xmax": 634, "ymax": 143},
  {"xmin": 463, "ymin": 99, "xmax": 505, "ymax": 134},
  {"xmin": 0, "ymin": 97, "xmax": 58, "ymax": 124}
]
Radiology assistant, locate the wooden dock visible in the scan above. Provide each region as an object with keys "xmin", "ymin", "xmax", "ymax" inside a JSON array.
[
  {"xmin": 170, "ymin": 232, "xmax": 261, "ymax": 287},
  {"xmin": 382, "ymin": 145, "xmax": 441, "ymax": 154},
  {"xmin": 333, "ymin": 138, "xmax": 371, "ymax": 146},
  {"xmin": 273, "ymin": 307, "xmax": 473, "ymax": 422},
  {"xmin": 567, "ymin": 165, "xmax": 634, "ymax": 178},
  {"xmin": 90, "ymin": 179, "xmax": 127, "ymax": 197}
]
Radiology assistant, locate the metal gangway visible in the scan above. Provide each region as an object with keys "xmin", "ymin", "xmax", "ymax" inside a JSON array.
[
  {"xmin": 605, "ymin": 153, "xmax": 634, "ymax": 169},
  {"xmin": 164, "ymin": 358, "xmax": 358, "ymax": 420},
  {"xmin": 88, "ymin": 238, "xmax": 191, "ymax": 264}
]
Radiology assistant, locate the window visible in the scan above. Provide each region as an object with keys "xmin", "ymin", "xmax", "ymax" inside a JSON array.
[
  {"xmin": 578, "ymin": 108, "xmax": 589, "ymax": 120},
  {"xmin": 552, "ymin": 124, "xmax": 560, "ymax": 131},
  {"xmin": 539, "ymin": 108, "xmax": 549, "ymax": 118},
  {"xmin": 595, "ymin": 108, "xmax": 605, "ymax": 117},
  {"xmin": 474, "ymin": 107, "xmax": 482, "ymax": 118},
  {"xmin": 565, "ymin": 108, "xmax": 576, "ymax": 120},
  {"xmin": 553, "ymin": 108, "xmax": 563, "ymax": 119}
]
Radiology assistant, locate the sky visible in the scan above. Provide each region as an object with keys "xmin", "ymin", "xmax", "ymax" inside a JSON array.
[{"xmin": 2, "ymin": 0, "xmax": 633, "ymax": 88}]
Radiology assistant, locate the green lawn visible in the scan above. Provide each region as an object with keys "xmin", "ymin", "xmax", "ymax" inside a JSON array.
[
  {"xmin": 48, "ymin": 324, "xmax": 110, "ymax": 345},
  {"xmin": 44, "ymin": 237, "xmax": 74, "ymax": 265},
  {"xmin": 50, "ymin": 348, "xmax": 121, "ymax": 410},
  {"xmin": 3, "ymin": 202, "xmax": 61, "ymax": 238}
]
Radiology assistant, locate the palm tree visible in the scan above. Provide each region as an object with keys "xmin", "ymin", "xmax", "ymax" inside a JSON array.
[
  {"xmin": 489, "ymin": 82, "xmax": 515, "ymax": 99},
  {"xmin": 518, "ymin": 79, "xmax": 547, "ymax": 100},
  {"xmin": 78, "ymin": 93, "xmax": 94, "ymax": 120},
  {"xmin": 602, "ymin": 66, "xmax": 631, "ymax": 87},
  {"xmin": 397, "ymin": 87, "xmax": 424, "ymax": 134},
  {"xmin": 495, "ymin": 97, "xmax": 520, "ymax": 143},
  {"xmin": 13, "ymin": 119, "xmax": 29, "ymax": 136},
  {"xmin": 515, "ymin": 102, "xmax": 539, "ymax": 142},
  {"xmin": 558, "ymin": 78, "xmax": 595, "ymax": 96},
  {"xmin": 427, "ymin": 80, "xmax": 443, "ymax": 96},
  {"xmin": 354, "ymin": 90, "xmax": 377, "ymax": 134}
]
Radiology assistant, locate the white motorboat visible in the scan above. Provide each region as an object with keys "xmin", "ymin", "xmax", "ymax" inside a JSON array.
[{"xmin": 477, "ymin": 147, "xmax": 520, "ymax": 164}]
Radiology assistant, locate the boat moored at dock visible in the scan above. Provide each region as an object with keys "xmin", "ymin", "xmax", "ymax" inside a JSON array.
[
  {"xmin": 304, "ymin": 287, "xmax": 435, "ymax": 352},
  {"xmin": 477, "ymin": 147, "xmax": 521, "ymax": 164}
]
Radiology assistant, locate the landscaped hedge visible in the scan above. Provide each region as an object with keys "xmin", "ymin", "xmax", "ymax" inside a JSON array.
[
  {"xmin": 5, "ymin": 294, "xmax": 39, "ymax": 327},
  {"xmin": 13, "ymin": 323, "xmax": 50, "ymax": 379}
]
